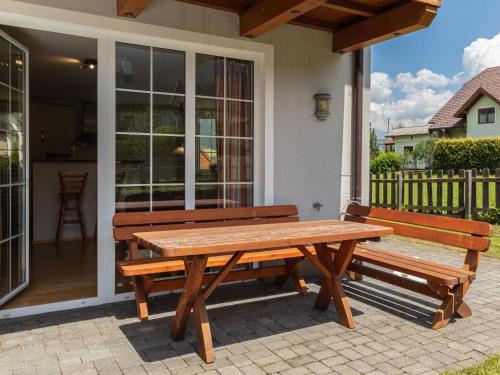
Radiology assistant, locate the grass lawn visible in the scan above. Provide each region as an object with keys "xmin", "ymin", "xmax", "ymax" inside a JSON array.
[
  {"xmin": 442, "ymin": 355, "xmax": 500, "ymax": 374},
  {"xmin": 489, "ymin": 225, "xmax": 500, "ymax": 259}
]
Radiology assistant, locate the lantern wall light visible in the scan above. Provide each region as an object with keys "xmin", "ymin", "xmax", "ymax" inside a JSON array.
[{"xmin": 314, "ymin": 93, "xmax": 331, "ymax": 121}]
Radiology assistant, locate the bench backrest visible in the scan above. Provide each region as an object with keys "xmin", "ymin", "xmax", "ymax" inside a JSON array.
[
  {"xmin": 345, "ymin": 205, "xmax": 492, "ymax": 253},
  {"xmin": 113, "ymin": 205, "xmax": 299, "ymax": 241}
]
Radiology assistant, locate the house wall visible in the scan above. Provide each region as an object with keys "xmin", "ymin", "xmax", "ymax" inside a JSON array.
[
  {"xmin": 466, "ymin": 95, "xmax": 500, "ymax": 138},
  {"xmin": 12, "ymin": 0, "xmax": 361, "ymax": 221},
  {"xmin": 393, "ymin": 133, "xmax": 430, "ymax": 169}
]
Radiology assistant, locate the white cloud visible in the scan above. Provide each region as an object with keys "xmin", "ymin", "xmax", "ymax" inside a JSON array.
[{"xmin": 371, "ymin": 32, "xmax": 500, "ymax": 134}]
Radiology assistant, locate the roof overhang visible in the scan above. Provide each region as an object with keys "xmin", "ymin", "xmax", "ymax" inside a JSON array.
[
  {"xmin": 116, "ymin": 0, "xmax": 441, "ymax": 53},
  {"xmin": 454, "ymin": 87, "xmax": 500, "ymax": 118}
]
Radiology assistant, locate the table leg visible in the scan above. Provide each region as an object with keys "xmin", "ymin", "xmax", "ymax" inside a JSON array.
[
  {"xmin": 193, "ymin": 294, "xmax": 214, "ymax": 363},
  {"xmin": 313, "ymin": 242, "xmax": 356, "ymax": 329},
  {"xmin": 171, "ymin": 255, "xmax": 208, "ymax": 341}
]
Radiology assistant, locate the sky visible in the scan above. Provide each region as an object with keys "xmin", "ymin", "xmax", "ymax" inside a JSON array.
[{"xmin": 370, "ymin": 0, "xmax": 500, "ymax": 136}]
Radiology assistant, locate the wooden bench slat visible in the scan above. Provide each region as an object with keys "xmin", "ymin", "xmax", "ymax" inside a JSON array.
[
  {"xmin": 346, "ymin": 205, "xmax": 492, "ymax": 236},
  {"xmin": 345, "ymin": 215, "xmax": 490, "ymax": 252},
  {"xmin": 113, "ymin": 205, "xmax": 299, "ymax": 227}
]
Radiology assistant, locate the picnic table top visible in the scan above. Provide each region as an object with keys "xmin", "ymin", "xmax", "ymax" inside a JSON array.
[{"xmin": 133, "ymin": 219, "xmax": 394, "ymax": 258}]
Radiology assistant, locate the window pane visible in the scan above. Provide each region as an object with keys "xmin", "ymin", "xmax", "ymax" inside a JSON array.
[
  {"xmin": 11, "ymin": 45, "xmax": 24, "ymax": 91},
  {"xmin": 0, "ymin": 149, "xmax": 8, "ymax": 185},
  {"xmin": 196, "ymin": 98, "xmax": 224, "ymax": 136},
  {"xmin": 116, "ymin": 134, "xmax": 150, "ymax": 184},
  {"xmin": 11, "ymin": 236, "xmax": 24, "ymax": 290},
  {"xmin": 196, "ymin": 137, "xmax": 223, "ymax": 182},
  {"xmin": 195, "ymin": 184, "xmax": 223, "ymax": 209},
  {"xmin": 153, "ymin": 95, "xmax": 185, "ymax": 134},
  {"xmin": 116, "ymin": 43, "xmax": 150, "ymax": 91},
  {"xmin": 487, "ymin": 109, "xmax": 495, "ymax": 123},
  {"xmin": 0, "ymin": 241, "xmax": 9, "ymax": 298},
  {"xmin": 152, "ymin": 136, "xmax": 185, "ymax": 183},
  {"xmin": 227, "ymin": 58, "xmax": 253, "ymax": 100},
  {"xmin": 11, "ymin": 186, "xmax": 24, "ymax": 237},
  {"xmin": 0, "ymin": 186, "xmax": 9, "ymax": 240},
  {"xmin": 227, "ymin": 101, "xmax": 253, "ymax": 137},
  {"xmin": 11, "ymin": 148, "xmax": 24, "ymax": 185},
  {"xmin": 115, "ymin": 186, "xmax": 150, "ymax": 212},
  {"xmin": 116, "ymin": 91, "xmax": 150, "ymax": 133},
  {"xmin": 152, "ymin": 185, "xmax": 185, "ymax": 211},
  {"xmin": 0, "ymin": 38, "xmax": 8, "ymax": 85},
  {"xmin": 11, "ymin": 89, "xmax": 24, "ymax": 133},
  {"xmin": 226, "ymin": 184, "xmax": 253, "ymax": 208},
  {"xmin": 226, "ymin": 139, "xmax": 253, "ymax": 182},
  {"xmin": 196, "ymin": 54, "xmax": 224, "ymax": 97},
  {"xmin": 153, "ymin": 48, "xmax": 185, "ymax": 94},
  {"xmin": 0, "ymin": 85, "xmax": 8, "ymax": 130}
]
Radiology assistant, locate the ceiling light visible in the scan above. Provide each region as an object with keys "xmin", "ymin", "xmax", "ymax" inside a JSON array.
[
  {"xmin": 81, "ymin": 58, "xmax": 97, "ymax": 71},
  {"xmin": 15, "ymin": 59, "xmax": 23, "ymax": 66}
]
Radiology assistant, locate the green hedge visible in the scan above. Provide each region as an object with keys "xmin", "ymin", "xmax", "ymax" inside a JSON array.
[
  {"xmin": 370, "ymin": 152, "xmax": 402, "ymax": 174},
  {"xmin": 433, "ymin": 137, "xmax": 500, "ymax": 171}
]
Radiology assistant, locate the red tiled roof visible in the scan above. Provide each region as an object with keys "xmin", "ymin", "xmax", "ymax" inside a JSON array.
[{"xmin": 428, "ymin": 66, "xmax": 500, "ymax": 130}]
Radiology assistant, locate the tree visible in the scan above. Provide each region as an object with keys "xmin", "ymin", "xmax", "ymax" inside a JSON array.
[
  {"xmin": 370, "ymin": 128, "xmax": 380, "ymax": 160},
  {"xmin": 413, "ymin": 139, "xmax": 436, "ymax": 169}
]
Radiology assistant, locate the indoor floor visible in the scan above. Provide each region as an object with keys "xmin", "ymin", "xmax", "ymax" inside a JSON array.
[{"xmin": 1, "ymin": 240, "xmax": 97, "ymax": 310}]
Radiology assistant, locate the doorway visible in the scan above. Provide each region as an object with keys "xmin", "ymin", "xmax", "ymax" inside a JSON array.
[{"xmin": 0, "ymin": 26, "xmax": 98, "ymax": 310}]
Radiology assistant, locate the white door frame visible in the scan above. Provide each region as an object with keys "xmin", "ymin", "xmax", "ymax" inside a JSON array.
[{"xmin": 0, "ymin": 0, "xmax": 274, "ymax": 318}]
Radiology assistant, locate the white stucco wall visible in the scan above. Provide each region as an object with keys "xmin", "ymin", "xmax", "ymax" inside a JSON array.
[
  {"xmin": 466, "ymin": 95, "xmax": 500, "ymax": 138},
  {"xmin": 9, "ymin": 0, "xmax": 363, "ymax": 221}
]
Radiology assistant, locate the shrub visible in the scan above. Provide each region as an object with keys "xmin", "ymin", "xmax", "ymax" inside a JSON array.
[
  {"xmin": 433, "ymin": 137, "xmax": 500, "ymax": 171},
  {"xmin": 370, "ymin": 152, "xmax": 402, "ymax": 174}
]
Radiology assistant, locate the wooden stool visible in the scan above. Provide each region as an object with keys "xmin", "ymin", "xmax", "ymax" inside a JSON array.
[{"xmin": 56, "ymin": 172, "xmax": 88, "ymax": 244}]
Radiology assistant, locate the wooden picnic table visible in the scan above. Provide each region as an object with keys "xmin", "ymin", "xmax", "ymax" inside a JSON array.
[{"xmin": 133, "ymin": 219, "xmax": 393, "ymax": 363}]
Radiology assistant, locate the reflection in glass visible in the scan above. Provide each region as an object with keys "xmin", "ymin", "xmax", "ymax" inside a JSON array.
[
  {"xmin": 227, "ymin": 58, "xmax": 253, "ymax": 100},
  {"xmin": 226, "ymin": 184, "xmax": 253, "ymax": 208},
  {"xmin": 196, "ymin": 54, "xmax": 224, "ymax": 97},
  {"xmin": 0, "ymin": 149, "xmax": 8, "ymax": 185},
  {"xmin": 195, "ymin": 184, "xmax": 224, "ymax": 209},
  {"xmin": 0, "ymin": 38, "xmax": 8, "ymax": 85},
  {"xmin": 10, "ymin": 45, "xmax": 24, "ymax": 91},
  {"xmin": 116, "ymin": 134, "xmax": 150, "ymax": 184},
  {"xmin": 152, "ymin": 186, "xmax": 185, "ymax": 211},
  {"xmin": 153, "ymin": 48, "xmax": 185, "ymax": 94},
  {"xmin": 0, "ymin": 187, "xmax": 9, "ymax": 240},
  {"xmin": 116, "ymin": 43, "xmax": 150, "ymax": 91},
  {"xmin": 11, "ymin": 186, "xmax": 24, "ymax": 236},
  {"xmin": 0, "ymin": 85, "xmax": 8, "ymax": 130},
  {"xmin": 115, "ymin": 186, "xmax": 150, "ymax": 212},
  {"xmin": 116, "ymin": 91, "xmax": 150, "ymax": 133},
  {"xmin": 11, "ymin": 236, "xmax": 24, "ymax": 290},
  {"xmin": 196, "ymin": 137, "xmax": 223, "ymax": 182},
  {"xmin": 11, "ymin": 89, "xmax": 25, "ymax": 133},
  {"xmin": 153, "ymin": 95, "xmax": 185, "ymax": 134},
  {"xmin": 226, "ymin": 139, "xmax": 253, "ymax": 182},
  {"xmin": 152, "ymin": 136, "xmax": 185, "ymax": 183},
  {"xmin": 227, "ymin": 101, "xmax": 253, "ymax": 137},
  {"xmin": 196, "ymin": 98, "xmax": 224, "ymax": 136},
  {"xmin": 11, "ymin": 148, "xmax": 24, "ymax": 185},
  {"xmin": 0, "ymin": 241, "xmax": 8, "ymax": 298}
]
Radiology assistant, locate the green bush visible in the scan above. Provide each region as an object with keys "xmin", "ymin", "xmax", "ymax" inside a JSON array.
[
  {"xmin": 433, "ymin": 137, "xmax": 500, "ymax": 171},
  {"xmin": 370, "ymin": 152, "xmax": 402, "ymax": 174}
]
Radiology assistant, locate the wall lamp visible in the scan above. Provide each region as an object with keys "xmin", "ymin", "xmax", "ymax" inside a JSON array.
[{"xmin": 314, "ymin": 93, "xmax": 331, "ymax": 121}]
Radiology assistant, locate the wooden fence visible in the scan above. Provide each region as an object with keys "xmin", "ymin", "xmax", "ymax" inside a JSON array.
[{"xmin": 370, "ymin": 168, "xmax": 500, "ymax": 219}]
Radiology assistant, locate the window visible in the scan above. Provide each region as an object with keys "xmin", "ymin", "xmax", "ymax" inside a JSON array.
[
  {"xmin": 114, "ymin": 44, "xmax": 254, "ymax": 213},
  {"xmin": 478, "ymin": 107, "xmax": 495, "ymax": 124},
  {"xmin": 404, "ymin": 146, "xmax": 413, "ymax": 153}
]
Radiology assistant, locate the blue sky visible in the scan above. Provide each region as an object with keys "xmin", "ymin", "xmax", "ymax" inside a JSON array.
[{"xmin": 370, "ymin": 0, "xmax": 500, "ymax": 135}]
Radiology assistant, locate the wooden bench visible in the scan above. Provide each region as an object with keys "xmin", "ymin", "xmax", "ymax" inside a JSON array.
[
  {"xmin": 114, "ymin": 205, "xmax": 311, "ymax": 321},
  {"xmin": 336, "ymin": 205, "xmax": 492, "ymax": 329}
]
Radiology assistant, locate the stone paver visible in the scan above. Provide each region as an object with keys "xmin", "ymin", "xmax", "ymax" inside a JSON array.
[{"xmin": 1, "ymin": 238, "xmax": 500, "ymax": 374}]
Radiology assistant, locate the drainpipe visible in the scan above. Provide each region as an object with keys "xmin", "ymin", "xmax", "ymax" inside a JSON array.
[{"xmin": 351, "ymin": 49, "xmax": 364, "ymax": 203}]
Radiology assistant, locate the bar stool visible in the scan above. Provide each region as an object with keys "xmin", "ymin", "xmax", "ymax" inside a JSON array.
[{"xmin": 56, "ymin": 172, "xmax": 88, "ymax": 244}]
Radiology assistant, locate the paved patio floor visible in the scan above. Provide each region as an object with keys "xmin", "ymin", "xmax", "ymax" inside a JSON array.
[{"xmin": 1, "ymin": 238, "xmax": 500, "ymax": 375}]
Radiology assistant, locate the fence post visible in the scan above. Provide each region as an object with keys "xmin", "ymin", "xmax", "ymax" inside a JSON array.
[
  {"xmin": 396, "ymin": 172, "xmax": 403, "ymax": 211},
  {"xmin": 464, "ymin": 170, "xmax": 472, "ymax": 220}
]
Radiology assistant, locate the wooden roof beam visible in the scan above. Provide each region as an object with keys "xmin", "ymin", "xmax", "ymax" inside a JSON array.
[
  {"xmin": 117, "ymin": 0, "xmax": 151, "ymax": 18},
  {"xmin": 332, "ymin": 2, "xmax": 438, "ymax": 53},
  {"xmin": 324, "ymin": 0, "xmax": 377, "ymax": 18},
  {"xmin": 240, "ymin": 0, "xmax": 327, "ymax": 38}
]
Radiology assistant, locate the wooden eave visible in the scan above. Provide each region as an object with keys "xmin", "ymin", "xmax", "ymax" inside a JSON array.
[
  {"xmin": 116, "ymin": 0, "xmax": 441, "ymax": 53},
  {"xmin": 454, "ymin": 88, "xmax": 500, "ymax": 118}
]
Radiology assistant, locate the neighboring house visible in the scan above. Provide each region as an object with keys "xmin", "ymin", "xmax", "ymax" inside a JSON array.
[
  {"xmin": 385, "ymin": 125, "xmax": 431, "ymax": 168},
  {"xmin": 429, "ymin": 66, "xmax": 500, "ymax": 138},
  {"xmin": 0, "ymin": 0, "xmax": 441, "ymax": 318}
]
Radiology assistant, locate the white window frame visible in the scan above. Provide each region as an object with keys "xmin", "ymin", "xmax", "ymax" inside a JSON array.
[{"xmin": 0, "ymin": 0, "xmax": 274, "ymax": 317}]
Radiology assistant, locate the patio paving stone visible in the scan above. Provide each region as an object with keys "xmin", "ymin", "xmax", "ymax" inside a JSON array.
[{"xmin": 1, "ymin": 237, "xmax": 500, "ymax": 374}]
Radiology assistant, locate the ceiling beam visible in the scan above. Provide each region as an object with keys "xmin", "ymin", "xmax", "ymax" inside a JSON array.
[
  {"xmin": 323, "ymin": 0, "xmax": 377, "ymax": 18},
  {"xmin": 240, "ymin": 0, "xmax": 327, "ymax": 38},
  {"xmin": 412, "ymin": 0, "xmax": 441, "ymax": 7},
  {"xmin": 174, "ymin": 0, "xmax": 246, "ymax": 13},
  {"xmin": 117, "ymin": 0, "xmax": 151, "ymax": 18},
  {"xmin": 332, "ymin": 2, "xmax": 438, "ymax": 53}
]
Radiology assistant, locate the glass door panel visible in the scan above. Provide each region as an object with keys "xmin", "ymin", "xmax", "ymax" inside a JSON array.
[{"xmin": 0, "ymin": 30, "xmax": 28, "ymax": 307}]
